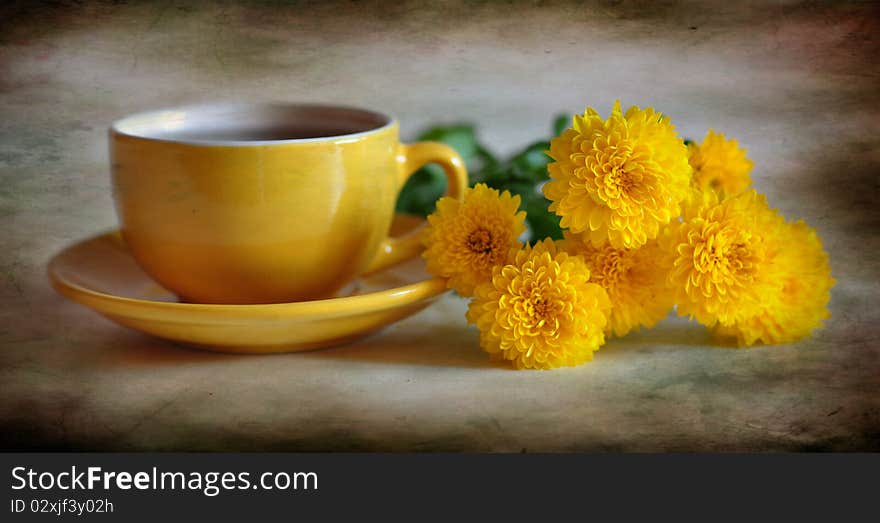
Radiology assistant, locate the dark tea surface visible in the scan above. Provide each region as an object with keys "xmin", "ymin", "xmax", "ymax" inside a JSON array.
[{"xmin": 154, "ymin": 124, "xmax": 365, "ymax": 142}]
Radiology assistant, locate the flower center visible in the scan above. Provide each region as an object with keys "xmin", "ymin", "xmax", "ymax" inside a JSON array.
[
  {"xmin": 592, "ymin": 140, "xmax": 647, "ymax": 201},
  {"xmin": 592, "ymin": 248, "xmax": 633, "ymax": 286},
  {"xmin": 466, "ymin": 227, "xmax": 494, "ymax": 254},
  {"xmin": 511, "ymin": 283, "xmax": 566, "ymax": 337},
  {"xmin": 609, "ymin": 165, "xmax": 635, "ymax": 193},
  {"xmin": 530, "ymin": 295, "xmax": 551, "ymax": 319},
  {"xmin": 696, "ymin": 236, "xmax": 755, "ymax": 280}
]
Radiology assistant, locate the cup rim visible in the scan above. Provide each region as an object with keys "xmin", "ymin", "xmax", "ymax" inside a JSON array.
[{"xmin": 109, "ymin": 102, "xmax": 398, "ymax": 146}]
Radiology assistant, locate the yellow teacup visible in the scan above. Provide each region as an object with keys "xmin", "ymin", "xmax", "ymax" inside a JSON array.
[{"xmin": 110, "ymin": 103, "xmax": 467, "ymax": 304}]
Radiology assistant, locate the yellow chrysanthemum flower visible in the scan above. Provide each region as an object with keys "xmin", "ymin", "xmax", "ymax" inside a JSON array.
[
  {"xmin": 561, "ymin": 231, "xmax": 674, "ymax": 337},
  {"xmin": 688, "ymin": 130, "xmax": 753, "ymax": 198},
  {"xmin": 714, "ymin": 220, "xmax": 834, "ymax": 346},
  {"xmin": 466, "ymin": 239, "xmax": 611, "ymax": 370},
  {"xmin": 422, "ymin": 183, "xmax": 526, "ymax": 297},
  {"xmin": 664, "ymin": 190, "xmax": 785, "ymax": 327},
  {"xmin": 543, "ymin": 101, "xmax": 692, "ymax": 249}
]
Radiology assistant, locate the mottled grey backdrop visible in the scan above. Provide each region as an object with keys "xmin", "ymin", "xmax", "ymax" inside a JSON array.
[{"xmin": 1, "ymin": 0, "xmax": 878, "ymax": 451}]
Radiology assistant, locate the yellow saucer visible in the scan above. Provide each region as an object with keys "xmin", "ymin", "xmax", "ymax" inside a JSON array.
[{"xmin": 48, "ymin": 215, "xmax": 448, "ymax": 353}]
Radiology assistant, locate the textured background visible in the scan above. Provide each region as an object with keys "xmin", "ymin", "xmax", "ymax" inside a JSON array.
[{"xmin": 1, "ymin": 0, "xmax": 878, "ymax": 450}]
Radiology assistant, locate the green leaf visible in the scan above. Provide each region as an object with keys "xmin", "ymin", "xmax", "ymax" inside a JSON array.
[
  {"xmin": 396, "ymin": 167, "xmax": 446, "ymax": 216},
  {"xmin": 418, "ymin": 125, "xmax": 480, "ymax": 164},
  {"xmin": 553, "ymin": 113, "xmax": 570, "ymax": 136},
  {"xmin": 469, "ymin": 144, "xmax": 501, "ymax": 185},
  {"xmin": 519, "ymin": 189, "xmax": 563, "ymax": 243},
  {"xmin": 396, "ymin": 114, "xmax": 572, "ymax": 226},
  {"xmin": 397, "ymin": 124, "xmax": 482, "ymax": 216},
  {"xmin": 525, "ymin": 206, "xmax": 563, "ymax": 243},
  {"xmin": 509, "ymin": 141, "xmax": 551, "ymax": 182}
]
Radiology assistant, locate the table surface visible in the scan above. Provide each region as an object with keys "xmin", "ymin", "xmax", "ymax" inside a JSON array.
[{"xmin": 1, "ymin": 0, "xmax": 878, "ymax": 451}]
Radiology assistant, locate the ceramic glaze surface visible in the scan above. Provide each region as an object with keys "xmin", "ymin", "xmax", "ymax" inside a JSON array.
[
  {"xmin": 48, "ymin": 216, "xmax": 448, "ymax": 353},
  {"xmin": 111, "ymin": 104, "xmax": 467, "ymax": 304}
]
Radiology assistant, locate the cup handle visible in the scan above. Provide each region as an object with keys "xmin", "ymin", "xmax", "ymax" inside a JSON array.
[{"xmin": 363, "ymin": 142, "xmax": 468, "ymax": 275}]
